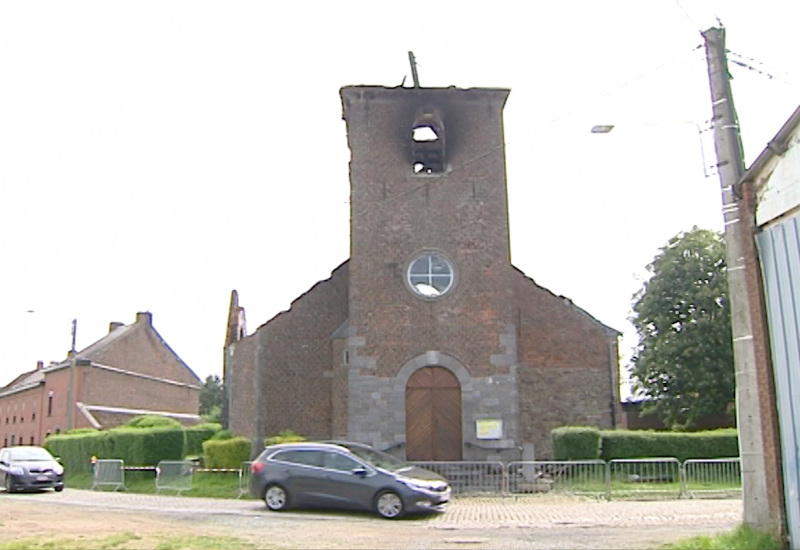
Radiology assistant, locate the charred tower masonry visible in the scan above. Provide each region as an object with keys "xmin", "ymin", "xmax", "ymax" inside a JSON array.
[
  {"xmin": 341, "ymin": 86, "xmax": 520, "ymax": 461},
  {"xmin": 225, "ymin": 82, "xmax": 621, "ymax": 461}
]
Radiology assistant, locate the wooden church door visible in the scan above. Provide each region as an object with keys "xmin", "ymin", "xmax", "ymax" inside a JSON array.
[{"xmin": 405, "ymin": 367, "xmax": 462, "ymax": 461}]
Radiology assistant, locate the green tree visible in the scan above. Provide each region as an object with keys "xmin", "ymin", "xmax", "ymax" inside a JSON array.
[
  {"xmin": 199, "ymin": 374, "xmax": 223, "ymax": 420},
  {"xmin": 630, "ymin": 227, "xmax": 734, "ymax": 430}
]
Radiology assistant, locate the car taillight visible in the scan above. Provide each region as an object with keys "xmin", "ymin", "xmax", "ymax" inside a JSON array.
[{"xmin": 251, "ymin": 462, "xmax": 265, "ymax": 473}]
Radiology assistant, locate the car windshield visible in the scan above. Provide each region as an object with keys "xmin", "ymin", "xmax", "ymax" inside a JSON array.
[
  {"xmin": 342, "ymin": 444, "xmax": 407, "ymax": 471},
  {"xmin": 10, "ymin": 447, "xmax": 54, "ymax": 461}
]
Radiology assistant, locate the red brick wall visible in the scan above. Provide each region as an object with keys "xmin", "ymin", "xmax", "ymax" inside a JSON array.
[
  {"xmin": 80, "ymin": 366, "xmax": 199, "ymax": 414},
  {"xmin": 228, "ymin": 264, "xmax": 348, "ymax": 443},
  {"xmin": 89, "ymin": 322, "xmax": 199, "ymax": 386},
  {"xmin": 514, "ymin": 270, "xmax": 619, "ymax": 458},
  {"xmin": 0, "ymin": 385, "xmax": 42, "ymax": 446},
  {"xmin": 343, "ymin": 87, "xmax": 516, "ymax": 378}
]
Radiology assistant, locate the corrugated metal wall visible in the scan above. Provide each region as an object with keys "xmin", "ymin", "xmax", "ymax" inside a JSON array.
[{"xmin": 757, "ymin": 214, "xmax": 800, "ymax": 548}]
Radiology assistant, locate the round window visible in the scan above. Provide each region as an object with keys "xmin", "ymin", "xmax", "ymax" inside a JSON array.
[{"xmin": 406, "ymin": 252, "xmax": 455, "ymax": 298}]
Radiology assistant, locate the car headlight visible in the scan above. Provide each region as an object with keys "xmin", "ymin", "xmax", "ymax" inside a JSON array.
[
  {"xmin": 397, "ymin": 476, "xmax": 437, "ymax": 491},
  {"xmin": 53, "ymin": 465, "xmax": 64, "ymax": 475},
  {"xmin": 9, "ymin": 466, "xmax": 25, "ymax": 476}
]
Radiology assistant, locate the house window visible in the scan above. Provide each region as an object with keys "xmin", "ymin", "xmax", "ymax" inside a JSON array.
[
  {"xmin": 31, "ymin": 412, "xmax": 35, "ymax": 421},
  {"xmin": 48, "ymin": 392, "xmax": 54, "ymax": 416},
  {"xmin": 12, "ymin": 416, "xmax": 15, "ymax": 424},
  {"xmin": 10, "ymin": 434, "xmax": 15, "ymax": 445},
  {"xmin": 30, "ymin": 436, "xmax": 34, "ymax": 445}
]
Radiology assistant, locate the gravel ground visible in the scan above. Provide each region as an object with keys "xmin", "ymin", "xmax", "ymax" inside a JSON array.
[{"xmin": 0, "ymin": 489, "xmax": 743, "ymax": 549}]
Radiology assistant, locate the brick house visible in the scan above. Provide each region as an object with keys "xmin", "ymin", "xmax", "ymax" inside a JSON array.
[
  {"xmin": 225, "ymin": 84, "xmax": 622, "ymax": 461},
  {"xmin": 0, "ymin": 311, "xmax": 202, "ymax": 446}
]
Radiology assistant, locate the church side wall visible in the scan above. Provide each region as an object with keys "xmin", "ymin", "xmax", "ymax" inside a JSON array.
[
  {"xmin": 240, "ymin": 264, "xmax": 349, "ymax": 447},
  {"xmin": 513, "ymin": 270, "xmax": 619, "ymax": 459},
  {"xmin": 227, "ymin": 335, "xmax": 257, "ymax": 443}
]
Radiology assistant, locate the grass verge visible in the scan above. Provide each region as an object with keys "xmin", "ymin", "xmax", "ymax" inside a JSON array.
[
  {"xmin": 0, "ymin": 532, "xmax": 260, "ymax": 550},
  {"xmin": 662, "ymin": 524, "xmax": 781, "ymax": 550}
]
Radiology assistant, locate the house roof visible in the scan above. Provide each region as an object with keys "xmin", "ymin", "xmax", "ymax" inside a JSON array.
[
  {"xmin": 0, "ymin": 369, "xmax": 44, "ymax": 397},
  {"xmin": 740, "ymin": 103, "xmax": 800, "ymax": 187}
]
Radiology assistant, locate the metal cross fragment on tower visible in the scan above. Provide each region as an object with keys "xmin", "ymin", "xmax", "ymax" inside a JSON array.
[{"xmin": 408, "ymin": 51, "xmax": 420, "ymax": 88}]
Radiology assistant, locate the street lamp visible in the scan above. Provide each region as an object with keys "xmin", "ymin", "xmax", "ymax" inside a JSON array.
[{"xmin": 590, "ymin": 121, "xmax": 715, "ymax": 179}]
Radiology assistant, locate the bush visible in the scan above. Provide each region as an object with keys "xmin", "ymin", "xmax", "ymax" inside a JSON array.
[
  {"xmin": 600, "ymin": 428, "xmax": 739, "ymax": 461},
  {"xmin": 264, "ymin": 430, "xmax": 306, "ymax": 446},
  {"xmin": 108, "ymin": 427, "xmax": 185, "ymax": 466},
  {"xmin": 185, "ymin": 424, "xmax": 222, "ymax": 456},
  {"xmin": 46, "ymin": 431, "xmax": 114, "ymax": 474},
  {"xmin": 203, "ymin": 437, "xmax": 251, "ymax": 469},
  {"xmin": 125, "ymin": 415, "xmax": 183, "ymax": 430},
  {"xmin": 210, "ymin": 429, "xmax": 234, "ymax": 440},
  {"xmin": 551, "ymin": 426, "xmax": 601, "ymax": 460}
]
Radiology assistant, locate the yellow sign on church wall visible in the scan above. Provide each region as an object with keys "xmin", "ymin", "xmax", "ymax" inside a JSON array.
[{"xmin": 476, "ymin": 418, "xmax": 503, "ymax": 440}]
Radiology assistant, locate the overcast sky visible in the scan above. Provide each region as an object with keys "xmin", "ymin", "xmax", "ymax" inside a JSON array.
[{"xmin": 1, "ymin": 1, "xmax": 798, "ymax": 390}]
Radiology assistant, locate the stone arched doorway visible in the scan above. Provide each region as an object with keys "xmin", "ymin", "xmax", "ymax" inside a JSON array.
[{"xmin": 405, "ymin": 366, "xmax": 462, "ymax": 460}]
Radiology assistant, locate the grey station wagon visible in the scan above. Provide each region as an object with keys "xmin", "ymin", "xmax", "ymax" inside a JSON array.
[{"xmin": 249, "ymin": 441, "xmax": 451, "ymax": 518}]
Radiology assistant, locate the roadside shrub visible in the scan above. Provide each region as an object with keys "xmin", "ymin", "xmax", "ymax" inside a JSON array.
[
  {"xmin": 600, "ymin": 428, "xmax": 739, "ymax": 461},
  {"xmin": 46, "ymin": 431, "xmax": 114, "ymax": 474},
  {"xmin": 551, "ymin": 426, "xmax": 601, "ymax": 460},
  {"xmin": 185, "ymin": 424, "xmax": 222, "ymax": 456},
  {"xmin": 125, "ymin": 415, "xmax": 183, "ymax": 430},
  {"xmin": 210, "ymin": 429, "xmax": 234, "ymax": 440},
  {"xmin": 264, "ymin": 430, "xmax": 306, "ymax": 446},
  {"xmin": 203, "ymin": 437, "xmax": 251, "ymax": 469},
  {"xmin": 110, "ymin": 427, "xmax": 185, "ymax": 465}
]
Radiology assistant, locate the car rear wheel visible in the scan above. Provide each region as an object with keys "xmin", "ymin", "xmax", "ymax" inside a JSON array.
[
  {"xmin": 264, "ymin": 484, "xmax": 289, "ymax": 511},
  {"xmin": 375, "ymin": 490, "xmax": 404, "ymax": 519}
]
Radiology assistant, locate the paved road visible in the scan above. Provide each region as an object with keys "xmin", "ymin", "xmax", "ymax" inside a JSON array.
[{"xmin": 3, "ymin": 489, "xmax": 744, "ymax": 549}]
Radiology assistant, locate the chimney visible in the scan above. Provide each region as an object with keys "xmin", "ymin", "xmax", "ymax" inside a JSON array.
[
  {"xmin": 37, "ymin": 360, "xmax": 43, "ymax": 370},
  {"xmin": 136, "ymin": 311, "xmax": 152, "ymax": 326},
  {"xmin": 109, "ymin": 322, "xmax": 124, "ymax": 333}
]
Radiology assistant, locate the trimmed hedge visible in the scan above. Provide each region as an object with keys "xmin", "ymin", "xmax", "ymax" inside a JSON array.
[
  {"xmin": 202, "ymin": 437, "xmax": 251, "ymax": 469},
  {"xmin": 550, "ymin": 427, "xmax": 739, "ymax": 462},
  {"xmin": 185, "ymin": 423, "xmax": 222, "ymax": 457},
  {"xmin": 45, "ymin": 424, "xmax": 222, "ymax": 474},
  {"xmin": 552, "ymin": 427, "xmax": 602, "ymax": 460},
  {"xmin": 599, "ymin": 428, "xmax": 739, "ymax": 462}
]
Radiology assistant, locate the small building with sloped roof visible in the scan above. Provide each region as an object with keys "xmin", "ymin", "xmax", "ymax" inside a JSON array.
[{"xmin": 0, "ymin": 311, "xmax": 201, "ymax": 446}]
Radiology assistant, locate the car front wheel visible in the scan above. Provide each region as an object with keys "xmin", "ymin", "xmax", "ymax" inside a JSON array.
[
  {"xmin": 264, "ymin": 484, "xmax": 289, "ymax": 511},
  {"xmin": 375, "ymin": 490, "xmax": 404, "ymax": 519},
  {"xmin": 4, "ymin": 476, "xmax": 14, "ymax": 494}
]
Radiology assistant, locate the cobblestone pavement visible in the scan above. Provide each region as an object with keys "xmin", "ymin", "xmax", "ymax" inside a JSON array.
[{"xmin": 3, "ymin": 489, "xmax": 744, "ymax": 549}]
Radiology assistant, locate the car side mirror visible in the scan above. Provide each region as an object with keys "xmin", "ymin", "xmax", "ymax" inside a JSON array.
[{"xmin": 351, "ymin": 467, "xmax": 368, "ymax": 477}]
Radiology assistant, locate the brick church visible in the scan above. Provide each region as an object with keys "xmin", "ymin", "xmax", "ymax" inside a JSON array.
[{"xmin": 224, "ymin": 83, "xmax": 621, "ymax": 461}]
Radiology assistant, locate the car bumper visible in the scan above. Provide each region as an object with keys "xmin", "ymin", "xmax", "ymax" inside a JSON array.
[
  {"xmin": 405, "ymin": 487, "xmax": 451, "ymax": 513},
  {"xmin": 7, "ymin": 474, "xmax": 64, "ymax": 492}
]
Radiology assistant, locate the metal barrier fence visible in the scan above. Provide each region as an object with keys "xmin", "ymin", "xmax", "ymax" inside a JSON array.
[
  {"xmin": 506, "ymin": 460, "xmax": 607, "ymax": 497},
  {"xmin": 91, "ymin": 459, "xmax": 127, "ymax": 491},
  {"xmin": 684, "ymin": 458, "xmax": 742, "ymax": 499},
  {"xmin": 607, "ymin": 458, "xmax": 683, "ymax": 500},
  {"xmin": 85, "ymin": 457, "xmax": 742, "ymax": 500},
  {"xmin": 409, "ymin": 458, "xmax": 741, "ymax": 500},
  {"xmin": 411, "ymin": 461, "xmax": 505, "ymax": 495},
  {"xmin": 155, "ymin": 460, "xmax": 193, "ymax": 494},
  {"xmin": 238, "ymin": 461, "xmax": 252, "ymax": 498}
]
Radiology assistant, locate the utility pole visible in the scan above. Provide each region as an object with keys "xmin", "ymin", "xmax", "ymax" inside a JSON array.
[{"xmin": 703, "ymin": 26, "xmax": 782, "ymax": 535}]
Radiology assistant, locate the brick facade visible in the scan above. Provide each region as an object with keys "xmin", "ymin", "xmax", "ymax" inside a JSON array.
[
  {"xmin": 0, "ymin": 311, "xmax": 201, "ymax": 445},
  {"xmin": 225, "ymin": 85, "xmax": 620, "ymax": 460}
]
